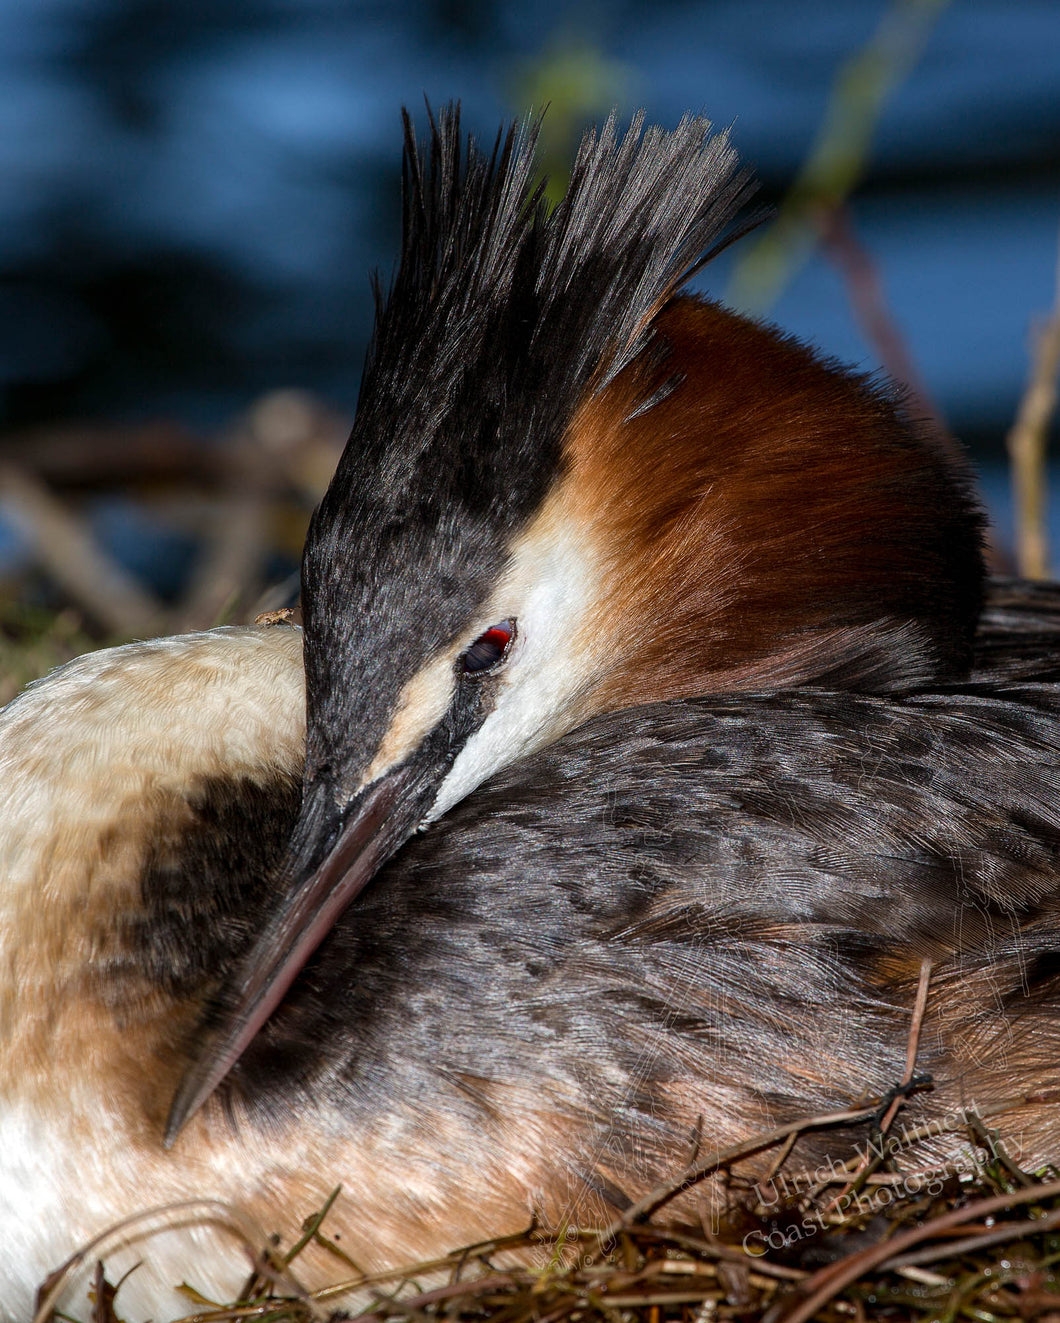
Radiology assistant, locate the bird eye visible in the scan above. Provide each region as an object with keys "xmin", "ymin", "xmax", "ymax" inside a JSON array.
[{"xmin": 460, "ymin": 620, "xmax": 515, "ymax": 675}]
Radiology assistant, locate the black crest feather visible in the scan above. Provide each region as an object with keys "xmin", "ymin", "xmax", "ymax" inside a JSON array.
[
  {"xmin": 303, "ymin": 104, "xmax": 754, "ymax": 779},
  {"xmin": 348, "ymin": 103, "xmax": 753, "ymax": 484}
]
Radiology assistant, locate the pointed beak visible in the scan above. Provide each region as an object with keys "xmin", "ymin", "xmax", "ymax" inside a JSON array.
[{"xmin": 165, "ymin": 759, "xmax": 430, "ymax": 1146}]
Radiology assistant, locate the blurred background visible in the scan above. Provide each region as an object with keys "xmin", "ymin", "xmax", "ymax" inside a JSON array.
[{"xmin": 1, "ymin": 0, "xmax": 1058, "ymax": 694}]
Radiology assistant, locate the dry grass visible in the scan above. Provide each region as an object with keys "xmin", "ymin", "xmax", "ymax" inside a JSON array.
[
  {"xmin": 36, "ymin": 1103, "xmax": 1060, "ymax": 1323},
  {"xmin": 0, "ymin": 600, "xmax": 111, "ymax": 706}
]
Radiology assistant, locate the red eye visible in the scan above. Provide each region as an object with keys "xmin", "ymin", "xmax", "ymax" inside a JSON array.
[{"xmin": 461, "ymin": 620, "xmax": 515, "ymax": 674}]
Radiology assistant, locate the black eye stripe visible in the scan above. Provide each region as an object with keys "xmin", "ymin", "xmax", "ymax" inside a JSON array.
[{"xmin": 461, "ymin": 620, "xmax": 515, "ymax": 675}]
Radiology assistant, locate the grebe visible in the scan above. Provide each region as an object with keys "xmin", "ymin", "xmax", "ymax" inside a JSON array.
[
  {"xmin": 1, "ymin": 108, "xmax": 1048, "ymax": 1317},
  {"xmin": 169, "ymin": 107, "xmax": 984, "ymax": 1134}
]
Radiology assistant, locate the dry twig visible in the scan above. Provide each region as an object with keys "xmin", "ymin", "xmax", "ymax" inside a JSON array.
[{"xmin": 1007, "ymin": 221, "xmax": 1060, "ymax": 579}]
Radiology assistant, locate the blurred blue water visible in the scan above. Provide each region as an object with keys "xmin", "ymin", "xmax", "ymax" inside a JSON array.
[{"xmin": 0, "ymin": 0, "xmax": 1058, "ymax": 439}]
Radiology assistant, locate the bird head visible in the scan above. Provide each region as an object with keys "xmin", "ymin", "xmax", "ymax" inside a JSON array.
[{"xmin": 167, "ymin": 105, "xmax": 983, "ymax": 1140}]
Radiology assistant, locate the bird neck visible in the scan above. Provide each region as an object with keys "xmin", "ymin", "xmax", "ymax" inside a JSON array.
[{"xmin": 558, "ymin": 295, "xmax": 984, "ymax": 709}]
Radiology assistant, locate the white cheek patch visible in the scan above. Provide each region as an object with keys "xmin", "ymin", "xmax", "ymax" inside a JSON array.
[
  {"xmin": 360, "ymin": 652, "xmax": 458, "ymax": 789},
  {"xmin": 427, "ymin": 507, "xmax": 603, "ymax": 821}
]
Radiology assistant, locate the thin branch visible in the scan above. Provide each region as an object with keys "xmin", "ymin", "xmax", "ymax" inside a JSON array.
[
  {"xmin": 175, "ymin": 422, "xmax": 271, "ymax": 631},
  {"xmin": 727, "ymin": 0, "xmax": 953, "ymax": 313},
  {"xmin": 590, "ymin": 1102, "xmax": 881, "ymax": 1253},
  {"xmin": 879, "ymin": 957, "xmax": 933, "ymax": 1137},
  {"xmin": 823, "ymin": 958, "xmax": 932, "ymax": 1213},
  {"xmin": 887, "ymin": 1205, "xmax": 1060, "ymax": 1269},
  {"xmin": 0, "ymin": 463, "xmax": 164, "ymax": 637},
  {"xmin": 1007, "ymin": 220, "xmax": 1060, "ymax": 579},
  {"xmin": 32, "ymin": 1199, "xmax": 319, "ymax": 1323},
  {"xmin": 765, "ymin": 1176, "xmax": 1060, "ymax": 1323},
  {"xmin": 818, "ymin": 207, "xmax": 951, "ymax": 447}
]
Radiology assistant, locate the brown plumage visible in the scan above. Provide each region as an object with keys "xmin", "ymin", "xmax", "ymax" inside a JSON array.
[{"xmin": 564, "ymin": 294, "xmax": 983, "ymax": 708}]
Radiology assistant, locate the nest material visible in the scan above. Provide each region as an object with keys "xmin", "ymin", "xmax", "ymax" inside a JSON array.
[{"xmin": 35, "ymin": 1095, "xmax": 1060, "ymax": 1323}]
